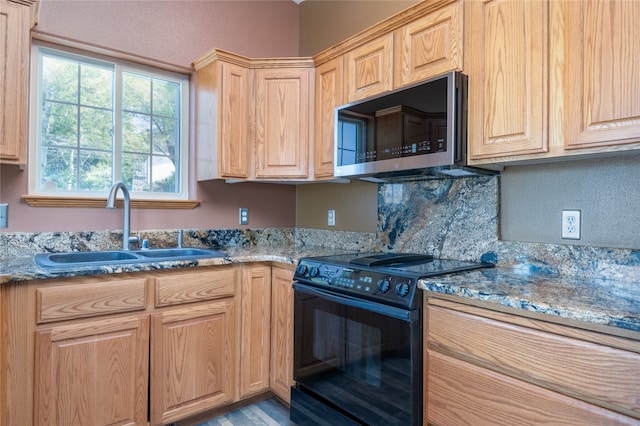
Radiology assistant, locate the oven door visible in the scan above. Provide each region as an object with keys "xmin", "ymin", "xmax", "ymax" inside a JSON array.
[{"xmin": 291, "ymin": 282, "xmax": 422, "ymax": 426}]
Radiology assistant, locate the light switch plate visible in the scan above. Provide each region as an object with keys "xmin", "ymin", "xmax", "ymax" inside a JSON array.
[
  {"xmin": 328, "ymin": 209, "xmax": 336, "ymax": 227},
  {"xmin": 0, "ymin": 204, "xmax": 7, "ymax": 228}
]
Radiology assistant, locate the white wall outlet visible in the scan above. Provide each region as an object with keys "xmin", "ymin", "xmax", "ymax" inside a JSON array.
[
  {"xmin": 239, "ymin": 207, "xmax": 249, "ymax": 225},
  {"xmin": 562, "ymin": 210, "xmax": 581, "ymax": 239},
  {"xmin": 328, "ymin": 209, "xmax": 336, "ymax": 227}
]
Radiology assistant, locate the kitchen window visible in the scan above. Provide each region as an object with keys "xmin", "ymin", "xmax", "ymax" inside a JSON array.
[{"xmin": 29, "ymin": 43, "xmax": 189, "ymax": 201}]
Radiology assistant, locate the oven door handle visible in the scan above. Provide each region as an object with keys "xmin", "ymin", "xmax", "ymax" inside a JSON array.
[{"xmin": 293, "ymin": 282, "xmax": 418, "ymax": 322}]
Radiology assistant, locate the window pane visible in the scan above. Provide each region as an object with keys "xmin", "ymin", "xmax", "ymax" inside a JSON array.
[
  {"xmin": 153, "ymin": 79, "xmax": 179, "ymax": 118},
  {"xmin": 152, "ymin": 116, "xmax": 178, "ymax": 156},
  {"xmin": 80, "ymin": 64, "xmax": 113, "ymax": 108},
  {"xmin": 40, "ymin": 146, "xmax": 77, "ymax": 191},
  {"xmin": 42, "ymin": 101, "xmax": 78, "ymax": 147},
  {"xmin": 122, "ymin": 153, "xmax": 150, "ymax": 192},
  {"xmin": 80, "ymin": 106, "xmax": 112, "ymax": 150},
  {"xmin": 123, "ymin": 111, "xmax": 151, "ymax": 153},
  {"xmin": 151, "ymin": 156, "xmax": 177, "ymax": 193},
  {"xmin": 79, "ymin": 150, "xmax": 112, "ymax": 191},
  {"xmin": 42, "ymin": 56, "xmax": 78, "ymax": 103},
  {"xmin": 123, "ymin": 73, "xmax": 151, "ymax": 113},
  {"xmin": 34, "ymin": 46, "xmax": 186, "ymax": 198}
]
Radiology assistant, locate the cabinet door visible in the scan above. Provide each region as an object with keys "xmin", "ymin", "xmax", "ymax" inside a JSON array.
[
  {"xmin": 150, "ymin": 299, "xmax": 236, "ymax": 425},
  {"xmin": 314, "ymin": 58, "xmax": 343, "ymax": 178},
  {"xmin": 239, "ymin": 264, "xmax": 271, "ymax": 398},
  {"xmin": 0, "ymin": 0, "xmax": 30, "ymax": 165},
  {"xmin": 34, "ymin": 315, "xmax": 149, "ymax": 426},
  {"xmin": 254, "ymin": 67, "xmax": 312, "ymax": 179},
  {"xmin": 564, "ymin": 0, "xmax": 640, "ymax": 149},
  {"xmin": 218, "ymin": 62, "xmax": 250, "ymax": 177},
  {"xmin": 269, "ymin": 266, "xmax": 294, "ymax": 403},
  {"xmin": 468, "ymin": 0, "xmax": 548, "ymax": 160},
  {"xmin": 196, "ymin": 56, "xmax": 249, "ymax": 180},
  {"xmin": 395, "ymin": 1, "xmax": 463, "ymax": 88},
  {"xmin": 345, "ymin": 33, "xmax": 394, "ymax": 103}
]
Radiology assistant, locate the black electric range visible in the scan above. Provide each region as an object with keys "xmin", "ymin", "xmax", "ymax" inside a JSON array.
[{"xmin": 293, "ymin": 252, "xmax": 493, "ymax": 310}]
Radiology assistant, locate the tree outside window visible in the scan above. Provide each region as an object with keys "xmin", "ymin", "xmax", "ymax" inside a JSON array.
[{"xmin": 32, "ymin": 46, "xmax": 188, "ymax": 199}]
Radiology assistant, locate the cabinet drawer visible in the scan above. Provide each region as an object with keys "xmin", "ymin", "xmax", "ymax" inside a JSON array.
[
  {"xmin": 36, "ymin": 277, "xmax": 147, "ymax": 323},
  {"xmin": 428, "ymin": 303, "xmax": 640, "ymax": 417},
  {"xmin": 427, "ymin": 351, "xmax": 636, "ymax": 425},
  {"xmin": 154, "ymin": 266, "xmax": 236, "ymax": 307}
]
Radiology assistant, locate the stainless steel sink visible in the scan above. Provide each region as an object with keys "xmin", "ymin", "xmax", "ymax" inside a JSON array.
[{"xmin": 35, "ymin": 248, "xmax": 227, "ymax": 269}]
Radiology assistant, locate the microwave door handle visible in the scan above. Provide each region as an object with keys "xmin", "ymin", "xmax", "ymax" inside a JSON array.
[{"xmin": 292, "ymin": 282, "xmax": 415, "ymax": 322}]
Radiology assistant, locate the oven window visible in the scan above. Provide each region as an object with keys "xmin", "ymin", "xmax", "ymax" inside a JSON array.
[
  {"xmin": 312, "ymin": 309, "xmax": 382, "ymax": 388},
  {"xmin": 294, "ymin": 290, "xmax": 420, "ymax": 425}
]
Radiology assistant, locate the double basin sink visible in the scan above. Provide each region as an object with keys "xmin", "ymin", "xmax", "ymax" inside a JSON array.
[{"xmin": 35, "ymin": 247, "xmax": 227, "ymax": 269}]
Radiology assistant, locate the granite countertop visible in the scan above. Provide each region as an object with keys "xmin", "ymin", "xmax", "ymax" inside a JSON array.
[
  {"xmin": 0, "ymin": 245, "xmax": 343, "ymax": 284},
  {"xmin": 419, "ymin": 266, "xmax": 640, "ymax": 333},
  {"xmin": 2, "ymin": 247, "xmax": 640, "ymax": 334}
]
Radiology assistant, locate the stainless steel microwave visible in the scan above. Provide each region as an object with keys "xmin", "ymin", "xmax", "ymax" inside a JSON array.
[{"xmin": 334, "ymin": 71, "xmax": 470, "ymax": 179}]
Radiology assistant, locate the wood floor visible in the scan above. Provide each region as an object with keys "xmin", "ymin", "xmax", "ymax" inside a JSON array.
[{"xmin": 196, "ymin": 397, "xmax": 296, "ymax": 426}]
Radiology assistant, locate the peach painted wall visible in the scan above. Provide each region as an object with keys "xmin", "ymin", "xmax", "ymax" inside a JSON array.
[{"xmin": 0, "ymin": 0, "xmax": 299, "ymax": 233}]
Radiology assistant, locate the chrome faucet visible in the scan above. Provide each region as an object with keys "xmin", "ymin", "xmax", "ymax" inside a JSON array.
[
  {"xmin": 177, "ymin": 229, "xmax": 183, "ymax": 248},
  {"xmin": 106, "ymin": 181, "xmax": 139, "ymax": 250}
]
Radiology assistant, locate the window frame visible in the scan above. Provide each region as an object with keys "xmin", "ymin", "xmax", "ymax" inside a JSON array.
[{"xmin": 28, "ymin": 41, "xmax": 190, "ymax": 201}]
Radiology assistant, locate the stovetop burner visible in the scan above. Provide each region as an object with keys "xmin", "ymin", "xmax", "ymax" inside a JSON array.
[
  {"xmin": 349, "ymin": 252, "xmax": 433, "ymax": 267},
  {"xmin": 293, "ymin": 252, "xmax": 493, "ymax": 309}
]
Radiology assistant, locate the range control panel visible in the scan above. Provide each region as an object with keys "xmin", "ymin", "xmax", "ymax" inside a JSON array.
[{"xmin": 293, "ymin": 259, "xmax": 418, "ymax": 308}]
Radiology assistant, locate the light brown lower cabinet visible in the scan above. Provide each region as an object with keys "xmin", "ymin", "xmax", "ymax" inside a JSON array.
[
  {"xmin": 35, "ymin": 314, "xmax": 150, "ymax": 426},
  {"xmin": 269, "ymin": 265, "xmax": 295, "ymax": 403},
  {"xmin": 239, "ymin": 264, "xmax": 272, "ymax": 398},
  {"xmin": 425, "ymin": 297, "xmax": 640, "ymax": 425},
  {"xmin": 150, "ymin": 299, "xmax": 236, "ymax": 425},
  {"xmin": 2, "ymin": 263, "xmax": 297, "ymax": 425}
]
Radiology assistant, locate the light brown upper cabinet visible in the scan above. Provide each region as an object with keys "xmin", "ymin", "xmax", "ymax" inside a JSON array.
[
  {"xmin": 395, "ymin": 0, "xmax": 463, "ymax": 88},
  {"xmin": 194, "ymin": 50, "xmax": 250, "ymax": 180},
  {"xmin": 254, "ymin": 62, "xmax": 314, "ymax": 180},
  {"xmin": 344, "ymin": 33, "xmax": 394, "ymax": 103},
  {"xmin": 313, "ymin": 57, "xmax": 343, "ymax": 179},
  {"xmin": 0, "ymin": 0, "xmax": 35, "ymax": 166},
  {"xmin": 467, "ymin": 0, "xmax": 549, "ymax": 161},
  {"xmin": 194, "ymin": 52, "xmax": 313, "ymax": 181},
  {"xmin": 563, "ymin": 0, "xmax": 640, "ymax": 150},
  {"xmin": 468, "ymin": 0, "xmax": 640, "ymax": 166}
]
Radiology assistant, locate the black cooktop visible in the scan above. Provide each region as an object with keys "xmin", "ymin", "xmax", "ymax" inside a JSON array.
[
  {"xmin": 305, "ymin": 252, "xmax": 492, "ymax": 278},
  {"xmin": 293, "ymin": 252, "xmax": 493, "ymax": 309}
]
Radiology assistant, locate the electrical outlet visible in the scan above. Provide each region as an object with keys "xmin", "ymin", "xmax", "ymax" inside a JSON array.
[
  {"xmin": 0, "ymin": 204, "xmax": 7, "ymax": 228},
  {"xmin": 562, "ymin": 210, "xmax": 581, "ymax": 239},
  {"xmin": 239, "ymin": 208, "xmax": 249, "ymax": 225},
  {"xmin": 328, "ymin": 209, "xmax": 336, "ymax": 227}
]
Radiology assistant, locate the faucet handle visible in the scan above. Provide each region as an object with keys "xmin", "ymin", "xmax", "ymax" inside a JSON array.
[{"xmin": 128, "ymin": 234, "xmax": 140, "ymax": 246}]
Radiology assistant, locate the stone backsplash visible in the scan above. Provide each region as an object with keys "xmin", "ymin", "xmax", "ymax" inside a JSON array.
[
  {"xmin": 0, "ymin": 227, "xmax": 376, "ymax": 260},
  {"xmin": 2, "ymin": 174, "xmax": 639, "ymax": 281},
  {"xmin": 376, "ymin": 175, "xmax": 640, "ymax": 282}
]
